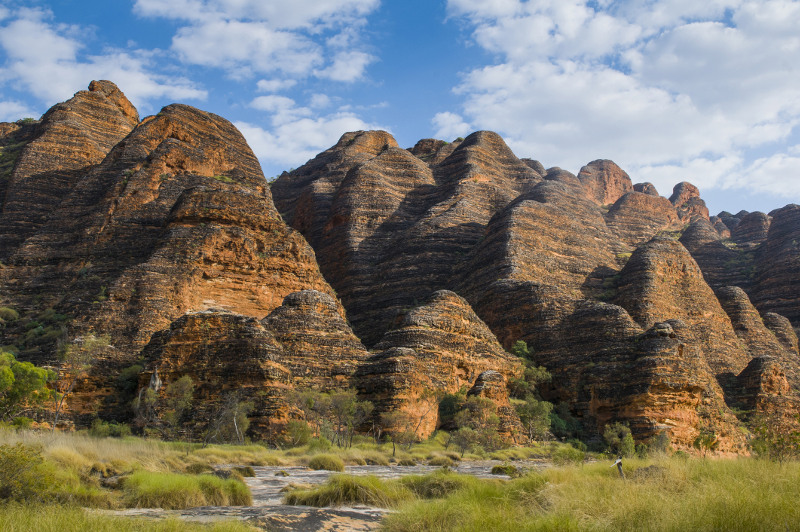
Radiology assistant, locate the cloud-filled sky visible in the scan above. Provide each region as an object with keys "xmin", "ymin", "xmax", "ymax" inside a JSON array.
[{"xmin": 1, "ymin": 0, "xmax": 799, "ymax": 214}]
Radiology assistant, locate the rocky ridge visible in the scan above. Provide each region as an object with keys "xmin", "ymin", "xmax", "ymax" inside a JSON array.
[{"xmin": 1, "ymin": 81, "xmax": 798, "ymax": 451}]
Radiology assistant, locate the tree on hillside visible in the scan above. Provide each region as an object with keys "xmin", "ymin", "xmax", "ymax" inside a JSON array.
[
  {"xmin": 516, "ymin": 395, "xmax": 553, "ymax": 441},
  {"xmin": 603, "ymin": 422, "xmax": 635, "ymax": 458},
  {"xmin": 203, "ymin": 391, "xmax": 253, "ymax": 445},
  {"xmin": 0, "ymin": 351, "xmax": 55, "ymax": 421},
  {"xmin": 51, "ymin": 334, "xmax": 109, "ymax": 430},
  {"xmin": 750, "ymin": 413, "xmax": 800, "ymax": 464}
]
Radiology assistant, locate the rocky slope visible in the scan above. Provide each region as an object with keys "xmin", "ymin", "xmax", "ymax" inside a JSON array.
[{"xmin": 2, "ymin": 80, "xmax": 798, "ymax": 450}]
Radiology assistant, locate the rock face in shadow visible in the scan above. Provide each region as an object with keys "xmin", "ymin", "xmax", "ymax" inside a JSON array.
[
  {"xmin": 273, "ymin": 130, "xmax": 541, "ymax": 345},
  {"xmin": 0, "ymin": 81, "xmax": 139, "ymax": 258},
  {"xmin": 140, "ymin": 290, "xmax": 371, "ymax": 437},
  {"xmin": 138, "ymin": 311, "xmax": 291, "ymax": 436},
  {"xmin": 751, "ymin": 205, "xmax": 800, "ymax": 324},
  {"xmin": 615, "ymin": 236, "xmax": 750, "ymax": 378},
  {"xmin": 358, "ymin": 290, "xmax": 523, "ymax": 439}
]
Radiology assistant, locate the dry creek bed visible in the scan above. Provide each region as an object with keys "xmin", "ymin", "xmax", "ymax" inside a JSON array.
[{"xmin": 101, "ymin": 459, "xmax": 550, "ymax": 531}]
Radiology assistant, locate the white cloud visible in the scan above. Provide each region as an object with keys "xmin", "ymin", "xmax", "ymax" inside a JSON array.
[
  {"xmin": 134, "ymin": 0, "xmax": 379, "ymax": 81},
  {"xmin": 256, "ymin": 78, "xmax": 298, "ymax": 92},
  {"xmin": 432, "ymin": 112, "xmax": 472, "ymax": 140},
  {"xmin": 236, "ymin": 111, "xmax": 385, "ymax": 168},
  {"xmin": 0, "ymin": 8, "xmax": 206, "ymax": 111},
  {"xmin": 0, "ymin": 100, "xmax": 38, "ymax": 122},
  {"xmin": 309, "ymin": 93, "xmax": 331, "ymax": 109},
  {"xmin": 733, "ymin": 153, "xmax": 800, "ymax": 197},
  {"xmin": 316, "ymin": 50, "xmax": 374, "ymax": 82},
  {"xmin": 135, "ymin": 0, "xmax": 379, "ymax": 29},
  {"xmin": 441, "ymin": 0, "xmax": 800, "ymax": 201},
  {"xmin": 171, "ymin": 20, "xmax": 322, "ymax": 78}
]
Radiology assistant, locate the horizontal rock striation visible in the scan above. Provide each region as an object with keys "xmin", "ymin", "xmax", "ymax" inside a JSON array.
[{"xmin": 358, "ymin": 290, "xmax": 523, "ymax": 439}]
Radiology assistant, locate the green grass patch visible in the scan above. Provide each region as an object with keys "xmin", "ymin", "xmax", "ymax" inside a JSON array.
[
  {"xmin": 0, "ymin": 503, "xmax": 255, "ymax": 532},
  {"xmin": 307, "ymin": 454, "xmax": 345, "ymax": 472},
  {"xmin": 284, "ymin": 474, "xmax": 412, "ymax": 507},
  {"xmin": 383, "ymin": 458, "xmax": 800, "ymax": 532},
  {"xmin": 122, "ymin": 471, "xmax": 251, "ymax": 509}
]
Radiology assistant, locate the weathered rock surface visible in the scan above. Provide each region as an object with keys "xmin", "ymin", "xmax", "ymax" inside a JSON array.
[
  {"xmin": 669, "ymin": 181, "xmax": 709, "ymax": 221},
  {"xmin": 604, "ymin": 191, "xmax": 680, "ymax": 247},
  {"xmin": 139, "ymin": 311, "xmax": 291, "ymax": 435},
  {"xmin": 633, "ymin": 182, "xmax": 659, "ymax": 196},
  {"xmin": 262, "ymin": 290, "xmax": 369, "ymax": 389},
  {"xmin": 358, "ymin": 290, "xmax": 523, "ymax": 439},
  {"xmin": 273, "ymin": 130, "xmax": 541, "ymax": 345},
  {"xmin": 577, "ymin": 159, "xmax": 633, "ymax": 205},
  {"xmin": 615, "ymin": 236, "xmax": 750, "ymax": 378},
  {"xmin": 751, "ymin": 205, "xmax": 800, "ymax": 324},
  {"xmin": 715, "ymin": 286, "xmax": 800, "ymax": 390},
  {"xmin": 139, "ymin": 291, "xmax": 370, "ymax": 436},
  {"xmin": 0, "ymin": 81, "xmax": 139, "ymax": 258},
  {"xmin": 731, "ymin": 211, "xmax": 771, "ymax": 247}
]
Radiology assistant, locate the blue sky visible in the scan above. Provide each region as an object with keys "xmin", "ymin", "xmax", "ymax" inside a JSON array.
[{"xmin": 1, "ymin": 0, "xmax": 799, "ymax": 215}]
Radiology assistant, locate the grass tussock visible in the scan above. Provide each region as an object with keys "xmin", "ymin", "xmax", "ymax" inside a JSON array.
[
  {"xmin": 284, "ymin": 474, "xmax": 412, "ymax": 507},
  {"xmin": 382, "ymin": 458, "xmax": 800, "ymax": 532},
  {"xmin": 307, "ymin": 454, "xmax": 345, "ymax": 472},
  {"xmin": 0, "ymin": 504, "xmax": 256, "ymax": 532},
  {"xmin": 122, "ymin": 471, "xmax": 251, "ymax": 509}
]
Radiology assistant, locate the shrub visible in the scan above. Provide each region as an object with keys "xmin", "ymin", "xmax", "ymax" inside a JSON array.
[
  {"xmin": 552, "ymin": 444, "xmax": 585, "ymax": 465},
  {"xmin": 603, "ymin": 422, "xmax": 635, "ymax": 457},
  {"xmin": 307, "ymin": 454, "xmax": 345, "ymax": 472},
  {"xmin": 89, "ymin": 419, "xmax": 132, "ymax": 438},
  {"xmin": 184, "ymin": 463, "xmax": 214, "ymax": 474},
  {"xmin": 0, "ymin": 308, "xmax": 19, "ymax": 322},
  {"xmin": 0, "ymin": 443, "xmax": 53, "ymax": 502},
  {"xmin": 232, "ymin": 466, "xmax": 255, "ymax": 477},
  {"xmin": 491, "ymin": 463, "xmax": 520, "ymax": 476},
  {"xmin": 307, "ymin": 436, "xmax": 332, "ymax": 453},
  {"xmin": 122, "ymin": 471, "xmax": 251, "ymax": 509}
]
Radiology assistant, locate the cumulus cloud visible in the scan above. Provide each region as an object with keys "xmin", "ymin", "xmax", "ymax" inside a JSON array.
[
  {"xmin": 256, "ymin": 78, "xmax": 298, "ymax": 92},
  {"xmin": 316, "ymin": 51, "xmax": 374, "ymax": 82},
  {"xmin": 134, "ymin": 0, "xmax": 378, "ymax": 82},
  {"xmin": 0, "ymin": 100, "xmax": 38, "ymax": 122},
  {"xmin": 236, "ymin": 111, "xmax": 385, "ymax": 169},
  {"xmin": 242, "ymin": 92, "xmax": 386, "ymax": 170},
  {"xmin": 432, "ymin": 112, "xmax": 472, "ymax": 140},
  {"xmin": 442, "ymin": 0, "xmax": 800, "ymax": 201},
  {"xmin": 0, "ymin": 8, "xmax": 206, "ymax": 110}
]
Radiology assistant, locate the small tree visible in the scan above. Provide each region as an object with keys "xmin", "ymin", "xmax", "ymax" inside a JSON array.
[
  {"xmin": 516, "ymin": 394, "xmax": 553, "ymax": 441},
  {"xmin": 693, "ymin": 429, "xmax": 719, "ymax": 457},
  {"xmin": 750, "ymin": 413, "xmax": 800, "ymax": 464},
  {"xmin": 160, "ymin": 376, "xmax": 194, "ymax": 439},
  {"xmin": 380, "ymin": 410, "xmax": 418, "ymax": 456},
  {"xmin": 603, "ymin": 422, "xmax": 635, "ymax": 457},
  {"xmin": 51, "ymin": 334, "xmax": 109, "ymax": 430},
  {"xmin": 454, "ymin": 396, "xmax": 504, "ymax": 452},
  {"xmin": 0, "ymin": 352, "xmax": 55, "ymax": 421},
  {"xmin": 203, "ymin": 392, "xmax": 254, "ymax": 445}
]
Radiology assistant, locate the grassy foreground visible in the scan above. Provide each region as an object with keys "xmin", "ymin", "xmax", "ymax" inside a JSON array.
[
  {"xmin": 284, "ymin": 458, "xmax": 800, "ymax": 532},
  {"xmin": 0, "ymin": 504, "xmax": 255, "ymax": 532}
]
